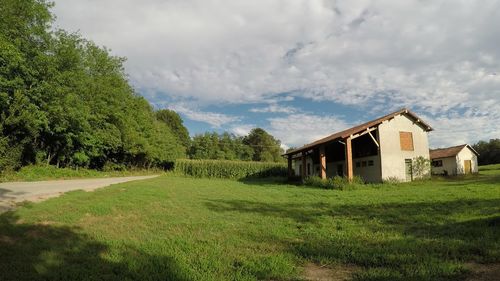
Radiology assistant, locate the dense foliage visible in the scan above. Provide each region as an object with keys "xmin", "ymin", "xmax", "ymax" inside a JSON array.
[
  {"xmin": 156, "ymin": 109, "xmax": 191, "ymax": 149},
  {"xmin": 188, "ymin": 132, "xmax": 254, "ymax": 161},
  {"xmin": 174, "ymin": 159, "xmax": 287, "ymax": 179},
  {"xmin": 243, "ymin": 128, "xmax": 284, "ymax": 162},
  {"xmin": 0, "ymin": 0, "xmax": 185, "ymax": 171},
  {"xmin": 188, "ymin": 128, "xmax": 285, "ymax": 163},
  {"xmin": 473, "ymin": 139, "xmax": 500, "ymax": 165}
]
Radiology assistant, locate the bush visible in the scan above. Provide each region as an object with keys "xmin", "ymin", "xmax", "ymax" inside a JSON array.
[
  {"xmin": 412, "ymin": 156, "xmax": 431, "ymax": 179},
  {"xmin": 303, "ymin": 175, "xmax": 364, "ymax": 190},
  {"xmin": 173, "ymin": 159, "xmax": 287, "ymax": 179}
]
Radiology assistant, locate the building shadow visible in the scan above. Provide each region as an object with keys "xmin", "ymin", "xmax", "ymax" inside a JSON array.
[{"xmin": 0, "ymin": 212, "xmax": 190, "ymax": 281}]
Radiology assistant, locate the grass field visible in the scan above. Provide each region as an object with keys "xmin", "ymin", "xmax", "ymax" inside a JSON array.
[
  {"xmin": 0, "ymin": 165, "xmax": 499, "ymax": 280},
  {"xmin": 0, "ymin": 165, "xmax": 161, "ymax": 183}
]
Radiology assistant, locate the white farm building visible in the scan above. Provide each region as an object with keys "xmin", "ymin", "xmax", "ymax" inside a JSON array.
[
  {"xmin": 430, "ymin": 144, "xmax": 479, "ymax": 175},
  {"xmin": 284, "ymin": 108, "xmax": 433, "ymax": 183}
]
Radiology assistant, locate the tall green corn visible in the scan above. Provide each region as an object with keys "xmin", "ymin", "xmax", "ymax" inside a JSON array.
[{"xmin": 173, "ymin": 159, "xmax": 287, "ymax": 179}]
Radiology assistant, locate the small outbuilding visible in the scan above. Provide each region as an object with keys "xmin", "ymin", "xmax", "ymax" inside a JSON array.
[
  {"xmin": 283, "ymin": 108, "xmax": 433, "ymax": 183},
  {"xmin": 430, "ymin": 144, "xmax": 479, "ymax": 175}
]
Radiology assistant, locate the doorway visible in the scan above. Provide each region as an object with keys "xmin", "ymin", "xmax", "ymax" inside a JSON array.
[
  {"xmin": 405, "ymin": 159, "xmax": 413, "ymax": 181},
  {"xmin": 464, "ymin": 160, "xmax": 472, "ymax": 174}
]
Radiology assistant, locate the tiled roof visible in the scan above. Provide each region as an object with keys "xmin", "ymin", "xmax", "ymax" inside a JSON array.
[
  {"xmin": 430, "ymin": 144, "xmax": 478, "ymax": 159},
  {"xmin": 284, "ymin": 108, "xmax": 433, "ymax": 156}
]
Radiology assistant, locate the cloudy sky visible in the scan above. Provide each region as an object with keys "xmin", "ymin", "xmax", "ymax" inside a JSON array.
[{"xmin": 53, "ymin": 0, "xmax": 500, "ymax": 149}]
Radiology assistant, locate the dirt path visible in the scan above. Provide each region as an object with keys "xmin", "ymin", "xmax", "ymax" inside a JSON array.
[{"xmin": 0, "ymin": 175, "xmax": 158, "ymax": 212}]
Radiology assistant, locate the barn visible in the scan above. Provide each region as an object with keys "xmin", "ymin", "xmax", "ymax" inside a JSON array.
[
  {"xmin": 283, "ymin": 108, "xmax": 433, "ymax": 182},
  {"xmin": 430, "ymin": 144, "xmax": 479, "ymax": 175}
]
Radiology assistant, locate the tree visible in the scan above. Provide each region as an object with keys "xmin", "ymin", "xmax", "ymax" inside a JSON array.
[
  {"xmin": 156, "ymin": 109, "xmax": 190, "ymax": 149},
  {"xmin": 243, "ymin": 128, "xmax": 284, "ymax": 162},
  {"xmin": 473, "ymin": 139, "xmax": 500, "ymax": 165},
  {"xmin": 0, "ymin": 0, "xmax": 186, "ymax": 171}
]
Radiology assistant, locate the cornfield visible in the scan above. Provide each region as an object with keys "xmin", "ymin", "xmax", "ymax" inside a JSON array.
[{"xmin": 174, "ymin": 159, "xmax": 287, "ymax": 179}]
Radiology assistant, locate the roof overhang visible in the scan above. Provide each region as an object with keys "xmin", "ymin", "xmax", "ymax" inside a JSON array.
[{"xmin": 283, "ymin": 108, "xmax": 433, "ymax": 157}]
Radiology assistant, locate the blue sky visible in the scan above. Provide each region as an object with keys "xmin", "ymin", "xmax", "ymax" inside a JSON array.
[{"xmin": 53, "ymin": 0, "xmax": 500, "ymax": 149}]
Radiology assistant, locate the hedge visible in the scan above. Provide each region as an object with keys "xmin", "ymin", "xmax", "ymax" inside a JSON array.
[{"xmin": 173, "ymin": 159, "xmax": 288, "ymax": 179}]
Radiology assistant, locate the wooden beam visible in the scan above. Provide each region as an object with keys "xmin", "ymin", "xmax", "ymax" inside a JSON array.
[
  {"xmin": 287, "ymin": 156, "xmax": 293, "ymax": 177},
  {"xmin": 319, "ymin": 145, "xmax": 326, "ymax": 179},
  {"xmin": 368, "ymin": 130, "xmax": 379, "ymax": 148},
  {"xmin": 346, "ymin": 137, "xmax": 353, "ymax": 180},
  {"xmin": 351, "ymin": 127, "xmax": 377, "ymax": 140},
  {"xmin": 301, "ymin": 154, "xmax": 307, "ymax": 178}
]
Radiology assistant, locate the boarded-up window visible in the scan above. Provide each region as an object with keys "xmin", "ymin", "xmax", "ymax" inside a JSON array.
[{"xmin": 400, "ymin": 132, "xmax": 414, "ymax": 151}]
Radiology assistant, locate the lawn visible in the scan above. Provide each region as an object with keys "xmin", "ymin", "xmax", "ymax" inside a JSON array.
[
  {"xmin": 0, "ymin": 166, "xmax": 499, "ymax": 280},
  {"xmin": 0, "ymin": 165, "xmax": 161, "ymax": 183}
]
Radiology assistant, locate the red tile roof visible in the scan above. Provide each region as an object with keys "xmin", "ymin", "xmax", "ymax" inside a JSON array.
[
  {"xmin": 430, "ymin": 144, "xmax": 479, "ymax": 159},
  {"xmin": 284, "ymin": 108, "xmax": 433, "ymax": 156}
]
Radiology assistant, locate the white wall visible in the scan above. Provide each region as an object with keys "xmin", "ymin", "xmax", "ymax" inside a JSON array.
[
  {"xmin": 431, "ymin": 157, "xmax": 457, "ymax": 175},
  {"xmin": 456, "ymin": 146, "xmax": 479, "ymax": 174},
  {"xmin": 378, "ymin": 114, "xmax": 430, "ymax": 182},
  {"xmin": 352, "ymin": 155, "xmax": 381, "ymax": 183}
]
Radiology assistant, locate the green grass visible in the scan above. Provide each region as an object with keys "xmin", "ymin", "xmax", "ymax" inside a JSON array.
[
  {"xmin": 0, "ymin": 166, "xmax": 499, "ymax": 280},
  {"xmin": 479, "ymin": 163, "xmax": 500, "ymax": 172},
  {"xmin": 0, "ymin": 165, "xmax": 161, "ymax": 182}
]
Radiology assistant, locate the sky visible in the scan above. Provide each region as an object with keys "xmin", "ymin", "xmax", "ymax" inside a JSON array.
[{"xmin": 52, "ymin": 0, "xmax": 500, "ymax": 149}]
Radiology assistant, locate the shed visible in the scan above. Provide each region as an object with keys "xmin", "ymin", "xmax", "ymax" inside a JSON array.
[{"xmin": 430, "ymin": 144, "xmax": 479, "ymax": 175}]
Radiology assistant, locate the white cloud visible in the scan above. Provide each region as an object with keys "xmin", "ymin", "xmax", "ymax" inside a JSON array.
[
  {"xmin": 267, "ymin": 113, "xmax": 352, "ymax": 148},
  {"xmin": 249, "ymin": 104, "xmax": 298, "ymax": 114},
  {"xmin": 424, "ymin": 111, "xmax": 500, "ymax": 148},
  {"xmin": 52, "ymin": 0, "xmax": 500, "ymax": 146},
  {"xmin": 230, "ymin": 124, "xmax": 254, "ymax": 136},
  {"xmin": 168, "ymin": 104, "xmax": 240, "ymax": 128}
]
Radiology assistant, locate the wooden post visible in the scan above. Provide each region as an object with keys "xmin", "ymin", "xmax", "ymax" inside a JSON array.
[
  {"xmin": 319, "ymin": 145, "xmax": 326, "ymax": 179},
  {"xmin": 287, "ymin": 156, "xmax": 293, "ymax": 177},
  {"xmin": 346, "ymin": 137, "xmax": 353, "ymax": 180},
  {"xmin": 302, "ymin": 154, "xmax": 307, "ymax": 178}
]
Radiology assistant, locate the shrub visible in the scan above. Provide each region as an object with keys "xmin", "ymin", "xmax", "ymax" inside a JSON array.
[
  {"xmin": 173, "ymin": 159, "xmax": 287, "ymax": 179},
  {"xmin": 72, "ymin": 152, "xmax": 90, "ymax": 168},
  {"xmin": 412, "ymin": 156, "xmax": 431, "ymax": 179},
  {"xmin": 303, "ymin": 175, "xmax": 364, "ymax": 190}
]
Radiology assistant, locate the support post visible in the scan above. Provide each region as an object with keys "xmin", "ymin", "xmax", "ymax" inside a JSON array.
[
  {"xmin": 346, "ymin": 137, "xmax": 353, "ymax": 180},
  {"xmin": 319, "ymin": 145, "xmax": 326, "ymax": 179},
  {"xmin": 287, "ymin": 156, "xmax": 293, "ymax": 177},
  {"xmin": 302, "ymin": 154, "xmax": 307, "ymax": 178}
]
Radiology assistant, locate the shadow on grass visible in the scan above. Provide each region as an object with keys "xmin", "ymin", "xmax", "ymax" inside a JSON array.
[
  {"xmin": 237, "ymin": 176, "xmax": 294, "ymax": 187},
  {"xmin": 205, "ymin": 198, "xmax": 500, "ymax": 280},
  {"xmin": 0, "ymin": 212, "xmax": 190, "ymax": 281}
]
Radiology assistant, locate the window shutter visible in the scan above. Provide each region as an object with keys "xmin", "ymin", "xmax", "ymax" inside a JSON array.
[{"xmin": 400, "ymin": 132, "xmax": 414, "ymax": 151}]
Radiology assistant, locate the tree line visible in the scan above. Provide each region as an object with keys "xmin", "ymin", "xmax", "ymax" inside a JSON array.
[
  {"xmin": 472, "ymin": 139, "xmax": 500, "ymax": 166},
  {"xmin": 0, "ymin": 0, "xmax": 284, "ymax": 172},
  {"xmin": 0, "ymin": 0, "xmax": 186, "ymax": 171},
  {"xmin": 188, "ymin": 128, "xmax": 284, "ymax": 163},
  {"xmin": 156, "ymin": 110, "xmax": 285, "ymax": 162}
]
